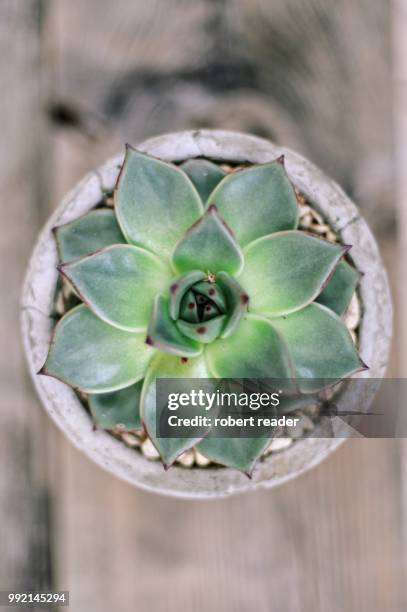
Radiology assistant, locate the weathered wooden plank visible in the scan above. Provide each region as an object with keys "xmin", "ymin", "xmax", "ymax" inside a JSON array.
[
  {"xmin": 393, "ymin": 2, "xmax": 407, "ymax": 608},
  {"xmin": 48, "ymin": 0, "xmax": 394, "ymax": 228},
  {"xmin": 55, "ymin": 438, "xmax": 402, "ymax": 611},
  {"xmin": 42, "ymin": 1, "xmax": 402, "ymax": 611},
  {"xmin": 0, "ymin": 0, "xmax": 53, "ymax": 594}
]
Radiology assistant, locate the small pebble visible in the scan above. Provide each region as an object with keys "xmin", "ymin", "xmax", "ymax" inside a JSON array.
[
  {"xmin": 141, "ymin": 438, "xmax": 160, "ymax": 460},
  {"xmin": 176, "ymin": 450, "xmax": 195, "ymax": 467},
  {"xmin": 310, "ymin": 209, "xmax": 324, "ymax": 225},
  {"xmin": 62, "ymin": 278, "xmax": 74, "ymax": 300},
  {"xmin": 62, "ymin": 277, "xmax": 79, "ymax": 301},
  {"xmin": 299, "ymin": 213, "xmax": 313, "ymax": 228},
  {"xmin": 299, "ymin": 204, "xmax": 312, "ymax": 217},
  {"xmin": 267, "ymin": 437, "xmax": 293, "ymax": 453},
  {"xmin": 194, "ymin": 449, "xmax": 211, "ymax": 467},
  {"xmin": 309, "ymin": 223, "xmax": 330, "ymax": 235},
  {"xmin": 121, "ymin": 432, "xmax": 141, "ymax": 448},
  {"xmin": 55, "ymin": 291, "xmax": 65, "ymax": 315},
  {"xmin": 343, "ymin": 293, "xmax": 361, "ymax": 330},
  {"xmin": 326, "ymin": 231, "xmax": 337, "ymax": 243}
]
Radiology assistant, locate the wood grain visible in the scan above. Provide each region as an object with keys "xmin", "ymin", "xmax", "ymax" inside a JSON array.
[
  {"xmin": 0, "ymin": 0, "xmax": 402, "ymax": 610},
  {"xmin": 0, "ymin": 0, "xmax": 53, "ymax": 594},
  {"xmin": 393, "ymin": 3, "xmax": 407, "ymax": 609}
]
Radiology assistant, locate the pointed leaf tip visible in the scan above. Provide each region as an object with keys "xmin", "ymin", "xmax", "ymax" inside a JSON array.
[
  {"xmin": 277, "ymin": 154, "xmax": 285, "ymax": 165},
  {"xmin": 207, "ymin": 203, "xmax": 218, "ymax": 212}
]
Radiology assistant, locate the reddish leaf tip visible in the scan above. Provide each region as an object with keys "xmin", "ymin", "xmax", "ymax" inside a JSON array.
[
  {"xmin": 276, "ymin": 154, "xmax": 285, "ymax": 166},
  {"xmin": 207, "ymin": 203, "xmax": 218, "ymax": 213},
  {"xmin": 37, "ymin": 365, "xmax": 47, "ymax": 376},
  {"xmin": 181, "ymin": 357, "xmax": 189, "ymax": 364},
  {"xmin": 170, "ymin": 283, "xmax": 179, "ymax": 294},
  {"xmin": 145, "ymin": 335, "xmax": 154, "ymax": 346},
  {"xmin": 359, "ymin": 360, "xmax": 370, "ymax": 371},
  {"xmin": 197, "ymin": 326, "xmax": 207, "ymax": 334},
  {"xmin": 241, "ymin": 294, "xmax": 249, "ymax": 305}
]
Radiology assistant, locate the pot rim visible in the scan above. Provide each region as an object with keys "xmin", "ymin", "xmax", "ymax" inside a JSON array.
[{"xmin": 20, "ymin": 129, "xmax": 392, "ymax": 499}]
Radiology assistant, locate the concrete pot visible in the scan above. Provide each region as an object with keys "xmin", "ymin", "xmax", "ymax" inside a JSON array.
[{"xmin": 21, "ymin": 130, "xmax": 392, "ymax": 499}]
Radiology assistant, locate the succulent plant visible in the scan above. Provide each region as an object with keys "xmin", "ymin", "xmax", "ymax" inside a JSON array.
[{"xmin": 40, "ymin": 145, "xmax": 365, "ymax": 474}]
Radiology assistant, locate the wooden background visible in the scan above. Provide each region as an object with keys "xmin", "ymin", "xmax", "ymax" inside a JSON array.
[{"xmin": 1, "ymin": 1, "xmax": 404, "ymax": 610}]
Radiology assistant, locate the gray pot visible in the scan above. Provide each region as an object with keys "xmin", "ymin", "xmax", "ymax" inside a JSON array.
[{"xmin": 21, "ymin": 130, "xmax": 392, "ymax": 499}]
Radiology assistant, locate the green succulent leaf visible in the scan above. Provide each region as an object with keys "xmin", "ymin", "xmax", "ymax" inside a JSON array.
[
  {"xmin": 240, "ymin": 231, "xmax": 348, "ymax": 316},
  {"xmin": 54, "ymin": 209, "xmax": 125, "ymax": 263},
  {"xmin": 316, "ymin": 259, "xmax": 360, "ymax": 315},
  {"xmin": 180, "ymin": 159, "xmax": 226, "ymax": 203},
  {"xmin": 88, "ymin": 381, "xmax": 143, "ymax": 431},
  {"xmin": 147, "ymin": 295, "xmax": 203, "ymax": 357},
  {"xmin": 176, "ymin": 315, "xmax": 226, "ymax": 344},
  {"xmin": 59, "ymin": 245, "xmax": 171, "ymax": 332},
  {"xmin": 209, "ymin": 158, "xmax": 298, "ymax": 247},
  {"xmin": 172, "ymin": 205, "xmax": 244, "ymax": 275},
  {"xmin": 179, "ymin": 290, "xmax": 200, "ymax": 323},
  {"xmin": 197, "ymin": 436, "xmax": 271, "ymax": 475},
  {"xmin": 216, "ymin": 272, "xmax": 249, "ymax": 339},
  {"xmin": 115, "ymin": 146, "xmax": 203, "ymax": 260},
  {"xmin": 140, "ymin": 352, "xmax": 211, "ymax": 466},
  {"xmin": 41, "ymin": 305, "xmax": 154, "ymax": 393},
  {"xmin": 169, "ymin": 270, "xmax": 206, "ymax": 320},
  {"xmin": 269, "ymin": 302, "xmax": 365, "ymax": 392},
  {"xmin": 205, "ymin": 314, "xmax": 295, "ymax": 384}
]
